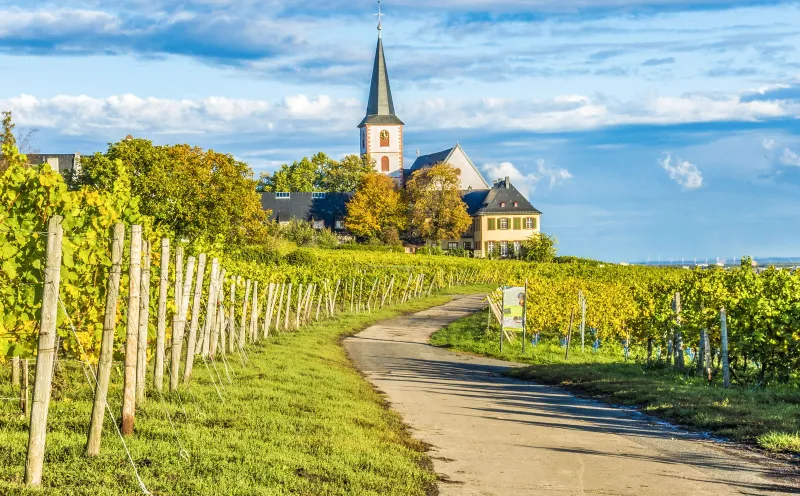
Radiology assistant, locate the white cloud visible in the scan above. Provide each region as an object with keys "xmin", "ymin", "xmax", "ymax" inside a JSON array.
[
  {"xmin": 481, "ymin": 159, "xmax": 572, "ymax": 197},
  {"xmin": 660, "ymin": 152, "xmax": 703, "ymax": 190},
  {"xmin": 762, "ymin": 138, "xmax": 776, "ymax": 150},
  {"xmin": 780, "ymin": 147, "xmax": 800, "ymax": 167}
]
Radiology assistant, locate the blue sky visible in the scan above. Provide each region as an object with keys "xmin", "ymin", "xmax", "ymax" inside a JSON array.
[{"xmin": 2, "ymin": 0, "xmax": 800, "ymax": 262}]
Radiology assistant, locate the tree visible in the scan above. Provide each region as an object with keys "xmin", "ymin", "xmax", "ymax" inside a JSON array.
[
  {"xmin": 345, "ymin": 173, "xmax": 408, "ymax": 240},
  {"xmin": 522, "ymin": 232, "xmax": 558, "ymax": 263},
  {"xmin": 72, "ymin": 138, "xmax": 268, "ymax": 244},
  {"xmin": 405, "ymin": 162, "xmax": 472, "ymax": 244},
  {"xmin": 0, "ymin": 111, "xmax": 19, "ymax": 174},
  {"xmin": 319, "ymin": 154, "xmax": 375, "ymax": 192}
]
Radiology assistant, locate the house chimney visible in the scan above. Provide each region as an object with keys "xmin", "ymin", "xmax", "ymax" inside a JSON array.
[
  {"xmin": 504, "ymin": 176, "xmax": 510, "ymax": 188},
  {"xmin": 125, "ymin": 134, "xmax": 134, "ymax": 141}
]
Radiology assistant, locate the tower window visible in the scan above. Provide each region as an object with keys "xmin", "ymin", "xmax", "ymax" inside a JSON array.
[
  {"xmin": 380, "ymin": 129, "xmax": 390, "ymax": 147},
  {"xmin": 381, "ymin": 156, "xmax": 390, "ymax": 172}
]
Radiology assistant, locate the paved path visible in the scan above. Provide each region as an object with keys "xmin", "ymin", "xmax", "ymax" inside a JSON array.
[{"xmin": 344, "ymin": 294, "xmax": 799, "ymax": 496}]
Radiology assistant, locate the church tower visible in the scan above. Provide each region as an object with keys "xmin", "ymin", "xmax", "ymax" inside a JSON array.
[{"xmin": 359, "ymin": 4, "xmax": 404, "ymax": 179}]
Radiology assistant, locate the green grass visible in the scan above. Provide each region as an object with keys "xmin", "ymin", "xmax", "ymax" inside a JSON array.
[
  {"xmin": 431, "ymin": 309, "xmax": 800, "ymax": 455},
  {"xmin": 757, "ymin": 432, "xmax": 800, "ymax": 453},
  {"xmin": 0, "ymin": 286, "xmax": 487, "ymax": 495}
]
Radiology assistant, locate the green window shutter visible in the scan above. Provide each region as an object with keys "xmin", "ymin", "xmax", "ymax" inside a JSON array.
[
  {"xmin": 533, "ymin": 217, "xmax": 538, "ymax": 230},
  {"xmin": 513, "ymin": 218, "xmax": 520, "ymax": 230},
  {"xmin": 488, "ymin": 218, "xmax": 495, "ymax": 230}
]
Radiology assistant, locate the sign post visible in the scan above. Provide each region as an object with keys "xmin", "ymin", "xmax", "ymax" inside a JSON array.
[{"xmin": 501, "ymin": 286, "xmax": 526, "ymax": 353}]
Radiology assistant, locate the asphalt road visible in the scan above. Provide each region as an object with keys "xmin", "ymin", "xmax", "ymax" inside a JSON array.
[{"xmin": 343, "ymin": 294, "xmax": 799, "ymax": 496}]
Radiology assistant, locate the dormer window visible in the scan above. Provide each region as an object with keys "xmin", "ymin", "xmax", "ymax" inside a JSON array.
[
  {"xmin": 276, "ymin": 192, "xmax": 290, "ymax": 199},
  {"xmin": 513, "ymin": 201, "xmax": 518, "ymax": 208},
  {"xmin": 500, "ymin": 202, "xmax": 506, "ymax": 208}
]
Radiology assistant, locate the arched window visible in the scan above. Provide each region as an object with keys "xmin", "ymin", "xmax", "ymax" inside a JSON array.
[
  {"xmin": 380, "ymin": 129, "xmax": 390, "ymax": 147},
  {"xmin": 381, "ymin": 156, "xmax": 390, "ymax": 172}
]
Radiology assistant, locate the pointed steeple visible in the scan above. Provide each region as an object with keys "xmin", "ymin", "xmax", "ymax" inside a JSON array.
[{"xmin": 358, "ymin": 35, "xmax": 403, "ymax": 127}]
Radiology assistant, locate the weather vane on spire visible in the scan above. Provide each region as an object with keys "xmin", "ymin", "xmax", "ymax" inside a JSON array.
[{"xmin": 375, "ymin": 1, "xmax": 385, "ymax": 38}]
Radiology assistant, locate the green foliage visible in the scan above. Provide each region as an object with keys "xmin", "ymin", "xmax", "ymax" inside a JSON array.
[
  {"xmin": 258, "ymin": 153, "xmax": 375, "ymax": 193},
  {"xmin": 286, "ymin": 249, "xmax": 317, "ymax": 266},
  {"xmin": 554, "ymin": 255, "xmax": 603, "ymax": 266},
  {"xmin": 757, "ymin": 432, "xmax": 800, "ymax": 453},
  {"xmin": 229, "ymin": 244, "xmax": 286, "ymax": 265},
  {"xmin": 406, "ymin": 163, "xmax": 472, "ymax": 243},
  {"xmin": 416, "ymin": 246, "xmax": 445, "ymax": 256},
  {"xmin": 522, "ymin": 232, "xmax": 558, "ymax": 262},
  {"xmin": 0, "ymin": 111, "xmax": 24, "ymax": 174},
  {"xmin": 70, "ymin": 138, "xmax": 267, "ymax": 245},
  {"xmin": 338, "ymin": 243, "xmax": 404, "ymax": 254},
  {"xmin": 314, "ymin": 228, "xmax": 340, "ymax": 249}
]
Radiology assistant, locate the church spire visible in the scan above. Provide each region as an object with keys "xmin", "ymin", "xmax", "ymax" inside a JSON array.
[{"xmin": 358, "ymin": 2, "xmax": 403, "ymax": 128}]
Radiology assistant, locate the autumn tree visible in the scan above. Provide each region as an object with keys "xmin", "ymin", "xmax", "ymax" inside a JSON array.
[
  {"xmin": 345, "ymin": 173, "xmax": 408, "ymax": 241},
  {"xmin": 523, "ymin": 232, "xmax": 558, "ymax": 263},
  {"xmin": 0, "ymin": 111, "xmax": 18, "ymax": 173},
  {"xmin": 72, "ymin": 138, "xmax": 268, "ymax": 244},
  {"xmin": 405, "ymin": 162, "xmax": 472, "ymax": 244}
]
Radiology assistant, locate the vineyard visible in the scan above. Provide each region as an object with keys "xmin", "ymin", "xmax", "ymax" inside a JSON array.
[{"xmin": 3, "ymin": 158, "xmax": 800, "ymax": 491}]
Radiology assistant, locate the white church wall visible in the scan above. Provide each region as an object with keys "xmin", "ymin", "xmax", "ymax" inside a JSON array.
[{"xmin": 447, "ymin": 147, "xmax": 489, "ymax": 190}]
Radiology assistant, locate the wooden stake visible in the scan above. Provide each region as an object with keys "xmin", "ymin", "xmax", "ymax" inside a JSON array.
[
  {"xmin": 170, "ymin": 256, "xmax": 195, "ymax": 389},
  {"xmin": 284, "ymin": 283, "xmax": 292, "ymax": 330},
  {"xmin": 564, "ymin": 308, "xmax": 575, "ymax": 361},
  {"xmin": 135, "ymin": 241, "xmax": 151, "ymax": 403},
  {"xmin": 228, "ymin": 277, "xmax": 237, "ymax": 353},
  {"xmin": 720, "ymin": 308, "xmax": 731, "ymax": 388},
  {"xmin": 87, "ymin": 222, "xmax": 124, "ymax": 456},
  {"xmin": 250, "ymin": 281, "xmax": 259, "ymax": 342},
  {"xmin": 21, "ymin": 358, "xmax": 29, "ymax": 415},
  {"xmin": 121, "ymin": 224, "xmax": 142, "ymax": 436},
  {"xmin": 154, "ymin": 238, "xmax": 169, "ymax": 391},
  {"xmin": 240, "ymin": 279, "xmax": 251, "ymax": 345},
  {"xmin": 201, "ymin": 259, "xmax": 219, "ymax": 358},
  {"xmin": 183, "ymin": 254, "xmax": 207, "ymax": 383},
  {"xmin": 263, "ymin": 283, "xmax": 275, "ymax": 339},
  {"xmin": 11, "ymin": 356, "xmax": 19, "ymax": 390},
  {"xmin": 209, "ymin": 267, "xmax": 224, "ymax": 358},
  {"xmin": 275, "ymin": 283, "xmax": 285, "ymax": 332},
  {"xmin": 25, "ymin": 215, "xmax": 63, "ymax": 486}
]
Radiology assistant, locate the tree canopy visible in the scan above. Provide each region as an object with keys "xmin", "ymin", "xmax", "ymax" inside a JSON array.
[
  {"xmin": 257, "ymin": 153, "xmax": 375, "ymax": 193},
  {"xmin": 405, "ymin": 162, "xmax": 472, "ymax": 244},
  {"xmin": 345, "ymin": 173, "xmax": 408, "ymax": 241},
  {"xmin": 523, "ymin": 232, "xmax": 558, "ymax": 263},
  {"xmin": 70, "ymin": 138, "xmax": 268, "ymax": 244}
]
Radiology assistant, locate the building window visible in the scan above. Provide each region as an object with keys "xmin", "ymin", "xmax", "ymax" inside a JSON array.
[
  {"xmin": 381, "ymin": 156, "xmax": 390, "ymax": 172},
  {"xmin": 311, "ymin": 192, "xmax": 327, "ymax": 199},
  {"xmin": 276, "ymin": 192, "xmax": 290, "ymax": 199},
  {"xmin": 474, "ymin": 218, "xmax": 481, "ymax": 232},
  {"xmin": 513, "ymin": 241, "xmax": 521, "ymax": 255},
  {"xmin": 487, "ymin": 241, "xmax": 496, "ymax": 254},
  {"xmin": 513, "ymin": 201, "xmax": 519, "ymax": 208},
  {"xmin": 499, "ymin": 218, "xmax": 508, "ymax": 230},
  {"xmin": 513, "ymin": 218, "xmax": 521, "ymax": 230},
  {"xmin": 448, "ymin": 242, "xmax": 458, "ymax": 250},
  {"xmin": 500, "ymin": 241, "xmax": 509, "ymax": 257},
  {"xmin": 464, "ymin": 241, "xmax": 472, "ymax": 250},
  {"xmin": 525, "ymin": 217, "xmax": 534, "ymax": 229},
  {"xmin": 380, "ymin": 129, "xmax": 390, "ymax": 147},
  {"xmin": 361, "ymin": 129, "xmax": 366, "ymax": 150},
  {"xmin": 313, "ymin": 220, "xmax": 325, "ymax": 229},
  {"xmin": 335, "ymin": 220, "xmax": 344, "ymax": 230},
  {"xmin": 500, "ymin": 201, "xmax": 506, "ymax": 208},
  {"xmin": 487, "ymin": 218, "xmax": 496, "ymax": 230}
]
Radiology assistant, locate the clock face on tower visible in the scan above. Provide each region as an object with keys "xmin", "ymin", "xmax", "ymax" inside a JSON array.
[{"xmin": 379, "ymin": 129, "xmax": 390, "ymax": 147}]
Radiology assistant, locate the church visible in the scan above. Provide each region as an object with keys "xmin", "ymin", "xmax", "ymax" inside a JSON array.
[{"xmin": 262, "ymin": 16, "xmax": 542, "ymax": 258}]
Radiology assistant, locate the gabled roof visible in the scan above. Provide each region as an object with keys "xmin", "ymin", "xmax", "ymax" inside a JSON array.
[
  {"xmin": 358, "ymin": 38, "xmax": 403, "ymax": 128},
  {"xmin": 260, "ymin": 192, "xmax": 352, "ymax": 229},
  {"xmin": 461, "ymin": 189, "xmax": 490, "ymax": 216},
  {"xmin": 475, "ymin": 178, "xmax": 542, "ymax": 215},
  {"xmin": 407, "ymin": 143, "xmax": 490, "ymax": 188}
]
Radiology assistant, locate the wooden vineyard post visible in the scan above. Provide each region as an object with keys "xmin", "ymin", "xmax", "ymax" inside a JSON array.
[
  {"xmin": 183, "ymin": 254, "xmax": 207, "ymax": 382},
  {"xmin": 20, "ymin": 359, "xmax": 29, "ymax": 415},
  {"xmin": 170, "ymin": 256, "xmax": 195, "ymax": 388},
  {"xmin": 12, "ymin": 356, "xmax": 19, "ymax": 390},
  {"xmin": 201, "ymin": 259, "xmax": 219, "ymax": 358},
  {"xmin": 154, "ymin": 238, "xmax": 169, "ymax": 391},
  {"xmin": 578, "ymin": 291, "xmax": 586, "ymax": 353},
  {"xmin": 211, "ymin": 271, "xmax": 225, "ymax": 355},
  {"xmin": 673, "ymin": 292, "xmax": 684, "ymax": 369},
  {"xmin": 284, "ymin": 283, "xmax": 292, "ymax": 331},
  {"xmin": 240, "ymin": 279, "xmax": 251, "ymax": 345},
  {"xmin": 228, "ymin": 277, "xmax": 237, "ymax": 353},
  {"xmin": 720, "ymin": 308, "xmax": 731, "ymax": 388},
  {"xmin": 275, "ymin": 283, "xmax": 285, "ymax": 332},
  {"xmin": 295, "ymin": 283, "xmax": 303, "ymax": 330},
  {"xmin": 136, "ymin": 241, "xmax": 151, "ymax": 403},
  {"xmin": 697, "ymin": 328, "xmax": 707, "ymax": 376},
  {"xmin": 121, "ymin": 225, "xmax": 142, "ymax": 436},
  {"xmin": 263, "ymin": 283, "xmax": 275, "ymax": 339},
  {"xmin": 316, "ymin": 288, "xmax": 323, "ymax": 321},
  {"xmin": 25, "ymin": 215, "xmax": 63, "ymax": 486},
  {"xmin": 250, "ymin": 281, "xmax": 259, "ymax": 342},
  {"xmin": 564, "ymin": 308, "xmax": 575, "ymax": 361},
  {"xmin": 87, "ymin": 223, "xmax": 124, "ymax": 455}
]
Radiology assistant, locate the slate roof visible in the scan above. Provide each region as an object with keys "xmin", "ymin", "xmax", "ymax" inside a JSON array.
[
  {"xmin": 260, "ymin": 192, "xmax": 352, "ymax": 230},
  {"xmin": 407, "ymin": 144, "xmax": 490, "ymax": 188},
  {"xmin": 358, "ymin": 38, "xmax": 404, "ymax": 128},
  {"xmin": 475, "ymin": 178, "xmax": 542, "ymax": 215},
  {"xmin": 461, "ymin": 189, "xmax": 490, "ymax": 216}
]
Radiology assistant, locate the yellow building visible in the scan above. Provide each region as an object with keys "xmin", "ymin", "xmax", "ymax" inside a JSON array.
[{"xmin": 441, "ymin": 177, "xmax": 542, "ymax": 258}]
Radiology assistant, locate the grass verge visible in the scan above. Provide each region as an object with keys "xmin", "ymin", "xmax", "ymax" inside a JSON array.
[
  {"xmin": 0, "ymin": 287, "xmax": 486, "ymax": 495},
  {"xmin": 430, "ymin": 308, "xmax": 800, "ymax": 455}
]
